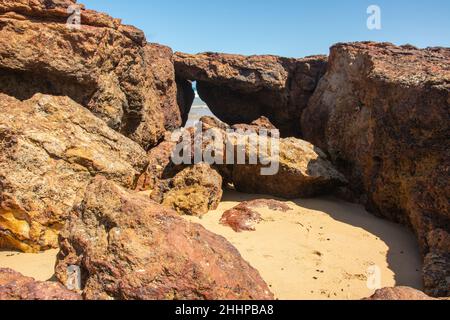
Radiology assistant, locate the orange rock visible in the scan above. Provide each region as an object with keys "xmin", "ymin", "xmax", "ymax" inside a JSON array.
[
  {"xmin": 174, "ymin": 52, "xmax": 327, "ymax": 136},
  {"xmin": 0, "ymin": 0, "xmax": 190, "ymax": 149},
  {"xmin": 0, "ymin": 93, "xmax": 147, "ymax": 252},
  {"xmin": 365, "ymin": 287, "xmax": 437, "ymax": 300},
  {"xmin": 302, "ymin": 42, "xmax": 450, "ymax": 296},
  {"xmin": 56, "ymin": 177, "xmax": 273, "ymax": 300},
  {"xmin": 0, "ymin": 268, "xmax": 81, "ymax": 300}
]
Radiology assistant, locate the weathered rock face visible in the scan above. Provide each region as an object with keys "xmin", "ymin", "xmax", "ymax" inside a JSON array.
[
  {"xmin": 135, "ymin": 139, "xmax": 179, "ymax": 197},
  {"xmin": 233, "ymin": 137, "xmax": 347, "ymax": 199},
  {"xmin": 0, "ymin": 0, "xmax": 189, "ymax": 149},
  {"xmin": 0, "ymin": 93, "xmax": 148, "ymax": 252},
  {"xmin": 135, "ymin": 139, "xmax": 223, "ymax": 216},
  {"xmin": 153, "ymin": 120, "xmax": 346, "ymax": 200},
  {"xmin": 365, "ymin": 287, "xmax": 437, "ymax": 301},
  {"xmin": 423, "ymin": 229, "xmax": 450, "ymax": 297},
  {"xmin": 146, "ymin": 43, "xmax": 193, "ymax": 132},
  {"xmin": 199, "ymin": 116, "xmax": 230, "ymax": 131},
  {"xmin": 56, "ymin": 177, "xmax": 274, "ymax": 300},
  {"xmin": 0, "ymin": 268, "xmax": 81, "ymax": 300},
  {"xmin": 232, "ymin": 116, "xmax": 277, "ymax": 134},
  {"xmin": 174, "ymin": 52, "xmax": 327, "ymax": 136},
  {"xmin": 220, "ymin": 199, "xmax": 292, "ymax": 232},
  {"xmin": 301, "ymin": 42, "xmax": 450, "ymax": 296},
  {"xmin": 162, "ymin": 164, "xmax": 223, "ymax": 217}
]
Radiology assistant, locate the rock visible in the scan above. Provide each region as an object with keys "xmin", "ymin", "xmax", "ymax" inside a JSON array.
[
  {"xmin": 146, "ymin": 43, "xmax": 193, "ymax": 131},
  {"xmin": 0, "ymin": 0, "xmax": 188, "ymax": 149},
  {"xmin": 220, "ymin": 199, "xmax": 292, "ymax": 232},
  {"xmin": 199, "ymin": 116, "xmax": 230, "ymax": 131},
  {"xmin": 232, "ymin": 116, "xmax": 278, "ymax": 134},
  {"xmin": 174, "ymin": 52, "xmax": 327, "ymax": 136},
  {"xmin": 55, "ymin": 177, "xmax": 274, "ymax": 300},
  {"xmin": 424, "ymin": 229, "xmax": 450, "ymax": 296},
  {"xmin": 0, "ymin": 93, "xmax": 148, "ymax": 252},
  {"xmin": 135, "ymin": 139, "xmax": 179, "ymax": 200},
  {"xmin": 0, "ymin": 268, "xmax": 81, "ymax": 300},
  {"xmin": 232, "ymin": 137, "xmax": 347, "ymax": 199},
  {"xmin": 135, "ymin": 138, "xmax": 223, "ymax": 216},
  {"xmin": 162, "ymin": 122, "xmax": 345, "ymax": 199},
  {"xmin": 221, "ymin": 207, "xmax": 262, "ymax": 233},
  {"xmin": 301, "ymin": 42, "xmax": 450, "ymax": 296},
  {"xmin": 161, "ymin": 163, "xmax": 223, "ymax": 217},
  {"xmin": 423, "ymin": 251, "xmax": 450, "ymax": 298},
  {"xmin": 365, "ymin": 287, "xmax": 437, "ymax": 300}
]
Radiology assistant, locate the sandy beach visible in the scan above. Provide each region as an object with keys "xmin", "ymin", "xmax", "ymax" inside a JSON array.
[
  {"xmin": 0, "ymin": 191, "xmax": 423, "ymax": 300},
  {"xmin": 0, "ymin": 249, "xmax": 58, "ymax": 282},
  {"xmin": 186, "ymin": 191, "xmax": 423, "ymax": 300}
]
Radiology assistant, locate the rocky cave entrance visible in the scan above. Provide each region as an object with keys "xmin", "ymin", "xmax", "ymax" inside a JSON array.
[{"xmin": 184, "ymin": 81, "xmax": 221, "ymax": 128}]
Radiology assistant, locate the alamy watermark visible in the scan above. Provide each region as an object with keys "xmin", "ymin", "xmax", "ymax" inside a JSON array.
[
  {"xmin": 170, "ymin": 122, "xmax": 281, "ymax": 176},
  {"xmin": 367, "ymin": 5, "xmax": 382, "ymax": 30},
  {"xmin": 366, "ymin": 265, "xmax": 382, "ymax": 290}
]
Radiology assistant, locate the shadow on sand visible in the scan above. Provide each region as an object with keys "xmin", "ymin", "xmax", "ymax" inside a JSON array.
[{"xmin": 221, "ymin": 189, "xmax": 424, "ymax": 291}]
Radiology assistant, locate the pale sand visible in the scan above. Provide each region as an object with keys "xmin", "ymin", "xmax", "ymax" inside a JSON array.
[
  {"xmin": 0, "ymin": 191, "xmax": 423, "ymax": 300},
  {"xmin": 186, "ymin": 190, "xmax": 423, "ymax": 300},
  {"xmin": 0, "ymin": 249, "xmax": 58, "ymax": 282}
]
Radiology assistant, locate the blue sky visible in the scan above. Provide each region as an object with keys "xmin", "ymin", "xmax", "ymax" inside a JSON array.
[{"xmin": 82, "ymin": 0, "xmax": 449, "ymax": 57}]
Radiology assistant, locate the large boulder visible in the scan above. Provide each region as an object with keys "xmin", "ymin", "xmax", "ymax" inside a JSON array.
[
  {"xmin": 174, "ymin": 52, "xmax": 327, "ymax": 136},
  {"xmin": 161, "ymin": 163, "xmax": 223, "ymax": 217},
  {"xmin": 152, "ymin": 121, "xmax": 346, "ymax": 200},
  {"xmin": 146, "ymin": 43, "xmax": 194, "ymax": 132},
  {"xmin": 365, "ymin": 287, "xmax": 437, "ymax": 301},
  {"xmin": 0, "ymin": 93, "xmax": 148, "ymax": 252},
  {"xmin": 232, "ymin": 137, "xmax": 347, "ymax": 199},
  {"xmin": 55, "ymin": 177, "xmax": 274, "ymax": 300},
  {"xmin": 0, "ymin": 268, "xmax": 81, "ymax": 300},
  {"xmin": 135, "ymin": 138, "xmax": 179, "ymax": 199},
  {"xmin": 0, "ymin": 0, "xmax": 189, "ymax": 149},
  {"xmin": 301, "ymin": 42, "xmax": 450, "ymax": 296},
  {"xmin": 135, "ymin": 140, "xmax": 223, "ymax": 216}
]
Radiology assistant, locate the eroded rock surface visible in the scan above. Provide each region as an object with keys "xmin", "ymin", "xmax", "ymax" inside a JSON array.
[
  {"xmin": 232, "ymin": 137, "xmax": 347, "ymax": 199},
  {"xmin": 232, "ymin": 116, "xmax": 277, "ymax": 134},
  {"xmin": 199, "ymin": 116, "xmax": 230, "ymax": 131},
  {"xmin": 135, "ymin": 139, "xmax": 179, "ymax": 199},
  {"xmin": 0, "ymin": 0, "xmax": 188, "ymax": 149},
  {"xmin": 0, "ymin": 268, "xmax": 81, "ymax": 300},
  {"xmin": 146, "ymin": 43, "xmax": 193, "ymax": 132},
  {"xmin": 0, "ymin": 93, "xmax": 147, "ymax": 252},
  {"xmin": 423, "ymin": 229, "xmax": 450, "ymax": 297},
  {"xmin": 174, "ymin": 52, "xmax": 327, "ymax": 136},
  {"xmin": 365, "ymin": 287, "xmax": 437, "ymax": 300},
  {"xmin": 161, "ymin": 163, "xmax": 223, "ymax": 217},
  {"xmin": 56, "ymin": 177, "xmax": 274, "ymax": 300},
  {"xmin": 301, "ymin": 42, "xmax": 450, "ymax": 296},
  {"xmin": 136, "ymin": 138, "xmax": 223, "ymax": 216}
]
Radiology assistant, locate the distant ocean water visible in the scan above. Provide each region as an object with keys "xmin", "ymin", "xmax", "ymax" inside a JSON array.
[{"xmin": 185, "ymin": 91, "xmax": 216, "ymax": 128}]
